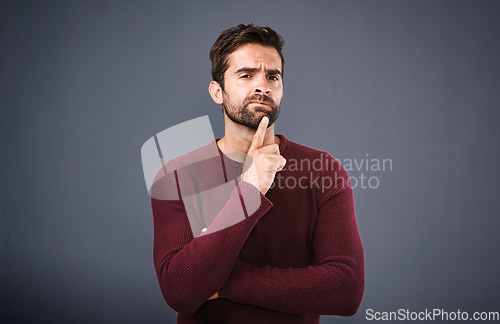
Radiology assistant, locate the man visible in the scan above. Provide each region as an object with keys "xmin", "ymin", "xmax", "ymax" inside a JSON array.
[{"xmin": 151, "ymin": 24, "xmax": 364, "ymax": 323}]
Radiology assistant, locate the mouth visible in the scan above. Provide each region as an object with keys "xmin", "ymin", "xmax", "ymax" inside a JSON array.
[{"xmin": 249, "ymin": 101, "xmax": 270, "ymax": 106}]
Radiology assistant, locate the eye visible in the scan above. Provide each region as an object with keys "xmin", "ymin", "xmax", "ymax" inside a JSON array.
[
  {"xmin": 268, "ymin": 75, "xmax": 279, "ymax": 81},
  {"xmin": 240, "ymin": 75, "xmax": 251, "ymax": 79}
]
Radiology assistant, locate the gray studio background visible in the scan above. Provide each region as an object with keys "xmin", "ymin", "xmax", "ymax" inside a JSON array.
[{"xmin": 2, "ymin": 1, "xmax": 499, "ymax": 323}]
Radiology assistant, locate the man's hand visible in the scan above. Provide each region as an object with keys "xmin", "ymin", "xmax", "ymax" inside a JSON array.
[
  {"xmin": 208, "ymin": 291, "xmax": 219, "ymax": 300},
  {"xmin": 241, "ymin": 116, "xmax": 286, "ymax": 195}
]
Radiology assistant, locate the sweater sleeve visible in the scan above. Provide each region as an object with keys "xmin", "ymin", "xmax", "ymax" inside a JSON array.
[
  {"xmin": 152, "ymin": 174, "xmax": 273, "ymax": 316},
  {"xmin": 217, "ymin": 154, "xmax": 365, "ymax": 316}
]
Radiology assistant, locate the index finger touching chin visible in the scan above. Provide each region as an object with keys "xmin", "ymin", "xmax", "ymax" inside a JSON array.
[{"xmin": 247, "ymin": 116, "xmax": 269, "ymax": 153}]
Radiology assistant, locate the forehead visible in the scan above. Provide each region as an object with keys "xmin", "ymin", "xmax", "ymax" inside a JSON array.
[{"xmin": 227, "ymin": 43, "xmax": 282, "ymax": 71}]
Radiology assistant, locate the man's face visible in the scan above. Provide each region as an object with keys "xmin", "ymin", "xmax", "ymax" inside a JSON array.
[{"xmin": 221, "ymin": 43, "xmax": 284, "ymax": 130}]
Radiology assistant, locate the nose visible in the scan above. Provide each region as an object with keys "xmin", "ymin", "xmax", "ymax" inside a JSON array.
[{"xmin": 253, "ymin": 74, "xmax": 271, "ymax": 95}]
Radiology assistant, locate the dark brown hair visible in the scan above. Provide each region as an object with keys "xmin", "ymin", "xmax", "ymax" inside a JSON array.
[{"xmin": 209, "ymin": 23, "xmax": 285, "ymax": 90}]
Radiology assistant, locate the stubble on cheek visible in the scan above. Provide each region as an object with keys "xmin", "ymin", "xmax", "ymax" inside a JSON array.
[{"xmin": 222, "ymin": 91, "xmax": 280, "ymax": 129}]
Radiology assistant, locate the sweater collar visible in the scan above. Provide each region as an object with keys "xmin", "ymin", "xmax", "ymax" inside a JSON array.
[{"xmin": 214, "ymin": 134, "xmax": 288, "ymax": 168}]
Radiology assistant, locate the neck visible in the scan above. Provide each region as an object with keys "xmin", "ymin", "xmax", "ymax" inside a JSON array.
[{"xmin": 217, "ymin": 113, "xmax": 280, "ymax": 160}]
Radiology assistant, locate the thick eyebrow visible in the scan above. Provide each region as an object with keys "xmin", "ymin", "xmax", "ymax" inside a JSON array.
[{"xmin": 235, "ymin": 67, "xmax": 282, "ymax": 76}]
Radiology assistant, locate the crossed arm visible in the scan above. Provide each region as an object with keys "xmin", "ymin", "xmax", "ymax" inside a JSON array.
[
  {"xmin": 218, "ymin": 183, "xmax": 364, "ymax": 316},
  {"xmin": 151, "ymin": 165, "xmax": 364, "ymax": 316}
]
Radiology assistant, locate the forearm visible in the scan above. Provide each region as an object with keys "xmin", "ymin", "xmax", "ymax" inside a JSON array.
[
  {"xmin": 220, "ymin": 174, "xmax": 364, "ymax": 316},
  {"xmin": 218, "ymin": 248, "xmax": 364, "ymax": 316},
  {"xmin": 153, "ymin": 181, "xmax": 273, "ymax": 315}
]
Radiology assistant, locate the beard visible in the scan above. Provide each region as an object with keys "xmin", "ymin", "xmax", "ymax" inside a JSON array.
[{"xmin": 222, "ymin": 92, "xmax": 280, "ymax": 130}]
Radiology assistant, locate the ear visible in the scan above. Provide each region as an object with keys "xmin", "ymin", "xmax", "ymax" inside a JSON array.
[{"xmin": 209, "ymin": 81, "xmax": 223, "ymax": 105}]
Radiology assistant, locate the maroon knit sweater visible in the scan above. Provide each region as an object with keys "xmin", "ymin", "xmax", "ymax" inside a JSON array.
[{"xmin": 151, "ymin": 134, "xmax": 364, "ymax": 323}]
